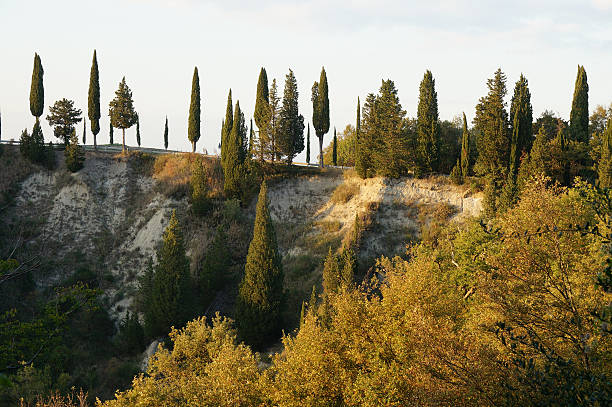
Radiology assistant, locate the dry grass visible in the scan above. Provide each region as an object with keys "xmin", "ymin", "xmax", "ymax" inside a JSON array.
[
  {"xmin": 330, "ymin": 182, "xmax": 360, "ymax": 204},
  {"xmin": 0, "ymin": 145, "xmax": 38, "ymax": 206},
  {"xmin": 20, "ymin": 389, "xmax": 88, "ymax": 407},
  {"xmin": 315, "ymin": 220, "xmax": 342, "ymax": 233},
  {"xmin": 152, "ymin": 153, "xmax": 223, "ymax": 198}
]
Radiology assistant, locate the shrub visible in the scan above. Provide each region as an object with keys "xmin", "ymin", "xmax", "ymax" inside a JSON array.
[{"xmin": 65, "ymin": 130, "xmax": 84, "ymax": 172}]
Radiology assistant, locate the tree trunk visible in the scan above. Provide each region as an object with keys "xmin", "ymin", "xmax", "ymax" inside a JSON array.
[
  {"xmin": 318, "ymin": 135, "xmax": 324, "ymax": 167},
  {"xmin": 122, "ymin": 128, "xmax": 126, "ymax": 153},
  {"xmin": 192, "ymin": 141, "xmax": 196, "ymax": 153},
  {"xmin": 94, "ymin": 134, "xmax": 97, "ymax": 150}
]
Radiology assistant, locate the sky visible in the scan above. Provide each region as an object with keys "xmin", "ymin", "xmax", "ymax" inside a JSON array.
[{"xmin": 1, "ymin": 0, "xmax": 611, "ymax": 159}]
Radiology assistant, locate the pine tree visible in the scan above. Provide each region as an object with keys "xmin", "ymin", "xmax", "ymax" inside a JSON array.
[
  {"xmin": 332, "ymin": 127, "xmax": 337, "ymax": 166},
  {"xmin": 147, "ymin": 210, "xmax": 192, "ymax": 337},
  {"xmin": 460, "ymin": 112, "xmax": 470, "ymax": 177},
  {"xmin": 29, "ymin": 53, "xmax": 44, "ymax": 118},
  {"xmin": 278, "ymin": 69, "xmax": 305, "ymax": 164},
  {"xmin": 416, "ymin": 70, "xmax": 440, "ymax": 175},
  {"xmin": 358, "ymin": 94, "xmax": 378, "ymax": 178},
  {"xmin": 223, "ymin": 101, "xmax": 247, "ymax": 199},
  {"xmin": 254, "ymin": 68, "xmax": 270, "ymax": 161},
  {"xmin": 65, "ymin": 129, "xmax": 85, "ymax": 172},
  {"xmin": 82, "ymin": 118, "xmax": 86, "ymax": 145},
  {"xmin": 312, "ymin": 67, "xmax": 330, "ymax": 167},
  {"xmin": 509, "ymin": 74, "xmax": 533, "ymax": 172},
  {"xmin": 136, "ymin": 115, "xmax": 141, "ymax": 147},
  {"xmin": 221, "ymin": 89, "xmax": 233, "ymax": 169},
  {"xmin": 236, "ymin": 181, "xmax": 284, "ymax": 349},
  {"xmin": 598, "ymin": 119, "xmax": 612, "ymax": 188},
  {"xmin": 374, "ymin": 80, "xmax": 407, "ymax": 177},
  {"xmin": 269, "ymin": 79, "xmax": 281, "ymax": 161},
  {"xmin": 88, "ymin": 50, "xmax": 100, "ymax": 148},
  {"xmin": 109, "ymin": 124, "xmax": 114, "ymax": 145},
  {"xmin": 306, "ymin": 123, "xmax": 311, "ymax": 164},
  {"xmin": 473, "ymin": 68, "xmax": 509, "ymax": 177},
  {"xmin": 108, "ymin": 77, "xmax": 138, "ymax": 152},
  {"xmin": 188, "ymin": 67, "xmax": 201, "ymax": 152},
  {"xmin": 570, "ymin": 65, "xmax": 589, "ymax": 143},
  {"xmin": 46, "ymin": 98, "xmax": 82, "ymax": 145},
  {"xmin": 164, "ymin": 116, "xmax": 168, "ymax": 150}
]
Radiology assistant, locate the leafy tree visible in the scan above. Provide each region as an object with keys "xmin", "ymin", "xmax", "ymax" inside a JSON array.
[
  {"xmin": 598, "ymin": 118, "xmax": 612, "ymax": 188},
  {"xmin": 46, "ymin": 98, "xmax": 82, "ymax": 145},
  {"xmin": 223, "ymin": 101, "xmax": 247, "ymax": 199},
  {"xmin": 570, "ymin": 65, "xmax": 589, "ymax": 143},
  {"xmin": 278, "ymin": 69, "xmax": 305, "ymax": 164},
  {"xmin": 136, "ymin": 115, "xmax": 141, "ymax": 147},
  {"xmin": 164, "ymin": 116, "xmax": 168, "ymax": 150},
  {"xmin": 188, "ymin": 67, "xmax": 201, "ymax": 152},
  {"xmin": 306, "ymin": 123, "xmax": 310, "ymax": 164},
  {"xmin": 88, "ymin": 50, "xmax": 100, "ymax": 148},
  {"xmin": 311, "ymin": 67, "xmax": 330, "ymax": 167},
  {"xmin": 332, "ymin": 127, "xmax": 337, "ymax": 166},
  {"xmin": 108, "ymin": 77, "xmax": 138, "ymax": 152},
  {"xmin": 109, "ymin": 124, "xmax": 114, "ymax": 145},
  {"xmin": 509, "ymin": 74, "xmax": 533, "ymax": 173},
  {"xmin": 473, "ymin": 68, "xmax": 509, "ymax": 177},
  {"xmin": 64, "ymin": 129, "xmax": 84, "ymax": 172},
  {"xmin": 29, "ymin": 53, "xmax": 44, "ymax": 118},
  {"xmin": 416, "ymin": 70, "xmax": 440, "ymax": 174},
  {"xmin": 460, "ymin": 112, "xmax": 470, "ymax": 177},
  {"xmin": 254, "ymin": 67, "xmax": 270, "ymax": 161},
  {"xmin": 236, "ymin": 181, "xmax": 284, "ymax": 349},
  {"xmin": 145, "ymin": 210, "xmax": 192, "ymax": 338}
]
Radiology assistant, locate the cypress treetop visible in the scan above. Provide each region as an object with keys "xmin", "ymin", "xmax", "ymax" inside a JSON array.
[
  {"xmin": 188, "ymin": 66, "xmax": 201, "ymax": 152},
  {"xmin": 236, "ymin": 181, "xmax": 284, "ymax": 349},
  {"xmin": 278, "ymin": 69, "xmax": 305, "ymax": 164},
  {"xmin": 223, "ymin": 101, "xmax": 247, "ymax": 199},
  {"xmin": 29, "ymin": 53, "xmax": 44, "ymax": 118},
  {"xmin": 416, "ymin": 70, "xmax": 440, "ymax": 175},
  {"xmin": 88, "ymin": 50, "xmax": 101, "ymax": 143},
  {"xmin": 598, "ymin": 119, "xmax": 612, "ymax": 188},
  {"xmin": 108, "ymin": 77, "xmax": 138, "ymax": 152},
  {"xmin": 570, "ymin": 65, "xmax": 589, "ymax": 143},
  {"xmin": 460, "ymin": 113, "xmax": 470, "ymax": 178},
  {"xmin": 164, "ymin": 116, "xmax": 169, "ymax": 150},
  {"xmin": 312, "ymin": 67, "xmax": 330, "ymax": 167},
  {"xmin": 221, "ymin": 89, "xmax": 233, "ymax": 168},
  {"xmin": 509, "ymin": 74, "xmax": 533, "ymax": 173},
  {"xmin": 254, "ymin": 68, "xmax": 271, "ymax": 158}
]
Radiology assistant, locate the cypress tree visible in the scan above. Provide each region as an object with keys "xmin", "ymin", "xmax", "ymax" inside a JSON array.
[
  {"xmin": 322, "ymin": 247, "xmax": 339, "ymax": 296},
  {"xmin": 148, "ymin": 210, "xmax": 192, "ymax": 337},
  {"xmin": 164, "ymin": 116, "xmax": 169, "ymax": 150},
  {"xmin": 598, "ymin": 119, "xmax": 612, "ymax": 188},
  {"xmin": 306, "ymin": 123, "xmax": 311, "ymax": 164},
  {"xmin": 450, "ymin": 158, "xmax": 463, "ymax": 185},
  {"xmin": 570, "ymin": 65, "xmax": 589, "ymax": 143},
  {"xmin": 248, "ymin": 118, "xmax": 254, "ymax": 158},
  {"xmin": 136, "ymin": 115, "xmax": 141, "ymax": 147},
  {"xmin": 223, "ymin": 101, "xmax": 246, "ymax": 199},
  {"xmin": 416, "ymin": 70, "xmax": 440, "ymax": 175},
  {"xmin": 109, "ymin": 124, "xmax": 114, "ymax": 145},
  {"xmin": 374, "ymin": 80, "xmax": 407, "ymax": 178},
  {"xmin": 188, "ymin": 66, "xmax": 201, "ymax": 153},
  {"xmin": 29, "ymin": 53, "xmax": 44, "ymax": 118},
  {"xmin": 278, "ymin": 69, "xmax": 305, "ymax": 164},
  {"xmin": 236, "ymin": 181, "xmax": 284, "ymax": 349},
  {"xmin": 191, "ymin": 159, "xmax": 211, "ymax": 216},
  {"xmin": 355, "ymin": 97, "xmax": 368, "ymax": 178},
  {"xmin": 312, "ymin": 67, "xmax": 330, "ymax": 167},
  {"xmin": 221, "ymin": 89, "xmax": 233, "ymax": 169},
  {"xmin": 460, "ymin": 112, "xmax": 470, "ymax": 177},
  {"xmin": 108, "ymin": 77, "xmax": 138, "ymax": 153},
  {"xmin": 269, "ymin": 79, "xmax": 281, "ymax": 161},
  {"xmin": 254, "ymin": 68, "xmax": 270, "ymax": 161},
  {"xmin": 88, "ymin": 50, "xmax": 100, "ymax": 148},
  {"xmin": 339, "ymin": 248, "xmax": 355, "ymax": 288},
  {"xmin": 82, "ymin": 118, "xmax": 86, "ymax": 145},
  {"xmin": 509, "ymin": 74, "xmax": 533, "ymax": 168},
  {"xmin": 199, "ymin": 226, "xmax": 230, "ymax": 306},
  {"xmin": 332, "ymin": 127, "xmax": 337, "ymax": 166}
]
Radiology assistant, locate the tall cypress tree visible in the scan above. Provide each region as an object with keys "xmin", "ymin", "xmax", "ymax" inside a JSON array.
[
  {"xmin": 358, "ymin": 94, "xmax": 377, "ymax": 178},
  {"xmin": 355, "ymin": 97, "xmax": 368, "ymax": 178},
  {"xmin": 332, "ymin": 127, "xmax": 337, "ymax": 166},
  {"xmin": 136, "ymin": 115, "xmax": 141, "ymax": 147},
  {"xmin": 570, "ymin": 65, "xmax": 589, "ymax": 143},
  {"xmin": 598, "ymin": 118, "xmax": 612, "ymax": 188},
  {"xmin": 223, "ymin": 101, "xmax": 246, "ymax": 198},
  {"xmin": 109, "ymin": 124, "xmax": 114, "ymax": 145},
  {"xmin": 306, "ymin": 123, "xmax": 311, "ymax": 164},
  {"xmin": 109, "ymin": 77, "xmax": 138, "ymax": 153},
  {"xmin": 278, "ymin": 69, "xmax": 305, "ymax": 164},
  {"xmin": 221, "ymin": 89, "xmax": 233, "ymax": 169},
  {"xmin": 509, "ymin": 74, "xmax": 533, "ymax": 173},
  {"xmin": 164, "ymin": 116, "xmax": 168, "ymax": 150},
  {"xmin": 269, "ymin": 79, "xmax": 281, "ymax": 161},
  {"xmin": 416, "ymin": 70, "xmax": 440, "ymax": 175},
  {"xmin": 460, "ymin": 113, "xmax": 470, "ymax": 177},
  {"xmin": 82, "ymin": 118, "xmax": 86, "ymax": 145},
  {"xmin": 88, "ymin": 50, "xmax": 100, "ymax": 148},
  {"xmin": 248, "ymin": 118, "xmax": 254, "ymax": 159},
  {"xmin": 312, "ymin": 67, "xmax": 330, "ymax": 167},
  {"xmin": 236, "ymin": 181, "xmax": 284, "ymax": 349},
  {"xmin": 29, "ymin": 53, "xmax": 44, "ymax": 118},
  {"xmin": 188, "ymin": 67, "xmax": 201, "ymax": 153},
  {"xmin": 254, "ymin": 68, "xmax": 270, "ymax": 161}
]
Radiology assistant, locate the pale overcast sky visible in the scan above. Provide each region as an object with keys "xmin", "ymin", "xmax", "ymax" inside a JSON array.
[{"xmin": 1, "ymin": 0, "xmax": 611, "ymax": 158}]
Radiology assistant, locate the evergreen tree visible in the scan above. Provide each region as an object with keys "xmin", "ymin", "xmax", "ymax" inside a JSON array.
[
  {"xmin": 278, "ymin": 69, "xmax": 305, "ymax": 164},
  {"xmin": 164, "ymin": 116, "xmax": 169, "ymax": 150},
  {"xmin": 570, "ymin": 65, "xmax": 589, "ymax": 143},
  {"xmin": 498, "ymin": 171, "xmax": 518, "ymax": 213},
  {"xmin": 306, "ymin": 123, "xmax": 311, "ymax": 164},
  {"xmin": 450, "ymin": 158, "xmax": 463, "ymax": 185},
  {"xmin": 223, "ymin": 101, "xmax": 247, "ymax": 199},
  {"xmin": 339, "ymin": 248, "xmax": 355, "ymax": 288},
  {"xmin": 416, "ymin": 70, "xmax": 440, "ymax": 175},
  {"xmin": 109, "ymin": 124, "xmax": 114, "ymax": 145},
  {"xmin": 199, "ymin": 226, "xmax": 230, "ymax": 308},
  {"xmin": 20, "ymin": 120, "xmax": 45, "ymax": 164},
  {"xmin": 46, "ymin": 98, "xmax": 82, "ymax": 145},
  {"xmin": 509, "ymin": 74, "xmax": 533, "ymax": 172},
  {"xmin": 332, "ymin": 127, "xmax": 337, "ymax": 166},
  {"xmin": 322, "ymin": 247, "xmax": 339, "ymax": 297},
  {"xmin": 188, "ymin": 67, "xmax": 201, "ymax": 152},
  {"xmin": 221, "ymin": 89, "xmax": 233, "ymax": 169},
  {"xmin": 473, "ymin": 68, "xmax": 509, "ymax": 177},
  {"xmin": 147, "ymin": 210, "xmax": 192, "ymax": 337},
  {"xmin": 248, "ymin": 118, "xmax": 254, "ymax": 158},
  {"xmin": 136, "ymin": 115, "xmax": 141, "ymax": 147},
  {"xmin": 108, "ymin": 77, "xmax": 138, "ymax": 152},
  {"xmin": 460, "ymin": 112, "xmax": 470, "ymax": 177},
  {"xmin": 312, "ymin": 67, "xmax": 330, "ymax": 167},
  {"xmin": 358, "ymin": 93, "xmax": 378, "ymax": 178},
  {"xmin": 82, "ymin": 118, "xmax": 86, "ymax": 145},
  {"xmin": 29, "ymin": 53, "xmax": 44, "ymax": 118},
  {"xmin": 374, "ymin": 80, "xmax": 407, "ymax": 177},
  {"xmin": 191, "ymin": 159, "xmax": 210, "ymax": 216},
  {"xmin": 65, "ymin": 129, "xmax": 85, "ymax": 172},
  {"xmin": 269, "ymin": 79, "xmax": 281, "ymax": 161},
  {"xmin": 598, "ymin": 119, "xmax": 612, "ymax": 188},
  {"xmin": 236, "ymin": 181, "xmax": 284, "ymax": 349},
  {"xmin": 254, "ymin": 68, "xmax": 270, "ymax": 161},
  {"xmin": 88, "ymin": 50, "xmax": 100, "ymax": 148},
  {"xmin": 355, "ymin": 97, "xmax": 368, "ymax": 178}
]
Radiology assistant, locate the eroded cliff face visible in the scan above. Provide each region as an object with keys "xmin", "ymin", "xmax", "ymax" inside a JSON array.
[{"xmin": 6, "ymin": 153, "xmax": 481, "ymax": 324}]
